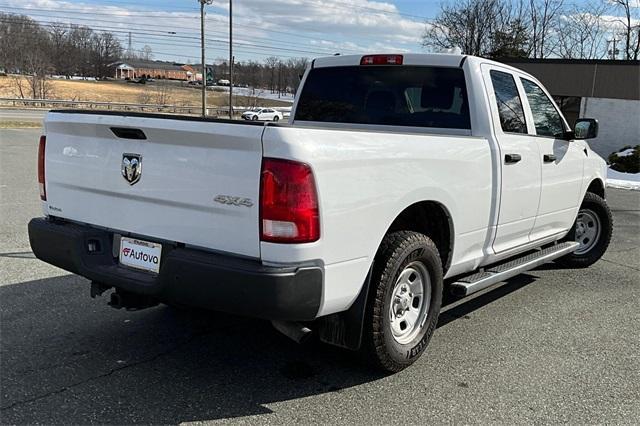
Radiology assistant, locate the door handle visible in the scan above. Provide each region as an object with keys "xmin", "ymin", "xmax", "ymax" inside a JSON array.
[
  {"xmin": 504, "ymin": 153, "xmax": 521, "ymax": 164},
  {"xmin": 543, "ymin": 154, "xmax": 556, "ymax": 163}
]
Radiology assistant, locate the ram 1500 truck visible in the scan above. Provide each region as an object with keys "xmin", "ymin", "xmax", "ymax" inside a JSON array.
[{"xmin": 28, "ymin": 54, "xmax": 612, "ymax": 372}]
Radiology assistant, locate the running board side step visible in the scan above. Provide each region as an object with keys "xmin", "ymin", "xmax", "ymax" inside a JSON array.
[{"xmin": 450, "ymin": 242, "xmax": 579, "ymax": 297}]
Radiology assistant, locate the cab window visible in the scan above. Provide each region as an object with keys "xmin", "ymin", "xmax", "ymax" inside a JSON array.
[
  {"xmin": 489, "ymin": 70, "xmax": 527, "ymax": 134},
  {"xmin": 295, "ymin": 66, "xmax": 471, "ymax": 129},
  {"xmin": 521, "ymin": 79, "xmax": 566, "ymax": 138}
]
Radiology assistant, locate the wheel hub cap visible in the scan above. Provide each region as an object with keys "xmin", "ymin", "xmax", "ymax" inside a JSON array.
[
  {"xmin": 389, "ymin": 262, "xmax": 431, "ymax": 345},
  {"xmin": 574, "ymin": 208, "xmax": 601, "ymax": 255}
]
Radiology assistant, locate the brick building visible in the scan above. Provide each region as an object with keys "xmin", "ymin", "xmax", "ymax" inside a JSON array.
[{"xmin": 113, "ymin": 60, "xmax": 193, "ymax": 81}]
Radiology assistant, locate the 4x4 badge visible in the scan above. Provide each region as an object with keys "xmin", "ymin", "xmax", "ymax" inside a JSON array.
[{"xmin": 121, "ymin": 153, "xmax": 142, "ymax": 185}]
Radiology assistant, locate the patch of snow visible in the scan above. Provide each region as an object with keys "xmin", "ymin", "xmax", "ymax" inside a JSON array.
[
  {"xmin": 607, "ymin": 166, "xmax": 640, "ymax": 191},
  {"xmin": 213, "ymin": 86, "xmax": 295, "ymax": 103},
  {"xmin": 612, "ymin": 148, "xmax": 635, "ymax": 158}
]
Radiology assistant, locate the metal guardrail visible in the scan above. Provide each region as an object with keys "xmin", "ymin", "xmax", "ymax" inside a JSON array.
[{"xmin": 0, "ymin": 98, "xmax": 292, "ymax": 116}]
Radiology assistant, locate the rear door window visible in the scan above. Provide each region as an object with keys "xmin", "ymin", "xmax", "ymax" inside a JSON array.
[
  {"xmin": 489, "ymin": 70, "xmax": 527, "ymax": 134},
  {"xmin": 295, "ymin": 66, "xmax": 470, "ymax": 129}
]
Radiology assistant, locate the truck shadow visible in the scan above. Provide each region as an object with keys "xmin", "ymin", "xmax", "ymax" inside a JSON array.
[{"xmin": 0, "ymin": 271, "xmax": 538, "ymax": 424}]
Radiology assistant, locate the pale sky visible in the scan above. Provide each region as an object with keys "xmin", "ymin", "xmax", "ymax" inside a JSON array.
[{"xmin": 0, "ymin": 0, "xmax": 636, "ymax": 63}]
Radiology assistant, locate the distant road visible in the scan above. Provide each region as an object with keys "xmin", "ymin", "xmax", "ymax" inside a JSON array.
[{"xmin": 0, "ymin": 109, "xmax": 47, "ymax": 122}]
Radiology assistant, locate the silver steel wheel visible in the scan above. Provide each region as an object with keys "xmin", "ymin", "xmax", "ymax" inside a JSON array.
[
  {"xmin": 389, "ymin": 261, "xmax": 431, "ymax": 345},
  {"xmin": 574, "ymin": 208, "xmax": 601, "ymax": 255}
]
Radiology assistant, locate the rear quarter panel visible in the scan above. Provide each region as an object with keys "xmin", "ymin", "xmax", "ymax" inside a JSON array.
[{"xmin": 262, "ymin": 125, "xmax": 493, "ymax": 315}]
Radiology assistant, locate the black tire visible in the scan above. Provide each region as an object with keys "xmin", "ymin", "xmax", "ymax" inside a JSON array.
[
  {"xmin": 361, "ymin": 231, "xmax": 443, "ymax": 372},
  {"xmin": 273, "ymin": 115, "xmax": 279, "ymax": 121},
  {"xmin": 251, "ymin": 115, "xmax": 258, "ymax": 121},
  {"xmin": 558, "ymin": 192, "xmax": 612, "ymax": 268}
]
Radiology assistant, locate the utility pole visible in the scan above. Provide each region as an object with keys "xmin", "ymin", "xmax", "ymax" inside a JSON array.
[
  {"xmin": 607, "ymin": 36, "xmax": 620, "ymax": 60},
  {"xmin": 198, "ymin": 0, "xmax": 213, "ymax": 117},
  {"xmin": 278, "ymin": 62, "xmax": 282, "ymax": 99},
  {"xmin": 229, "ymin": 0, "xmax": 233, "ymax": 119}
]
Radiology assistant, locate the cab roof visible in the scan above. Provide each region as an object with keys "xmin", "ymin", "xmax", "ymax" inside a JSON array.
[
  {"xmin": 311, "ymin": 53, "xmax": 525, "ymax": 75},
  {"xmin": 313, "ymin": 53, "xmax": 467, "ymax": 68}
]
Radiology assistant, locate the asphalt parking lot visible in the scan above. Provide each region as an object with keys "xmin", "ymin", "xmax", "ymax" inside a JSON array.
[{"xmin": 1, "ymin": 127, "xmax": 639, "ymax": 424}]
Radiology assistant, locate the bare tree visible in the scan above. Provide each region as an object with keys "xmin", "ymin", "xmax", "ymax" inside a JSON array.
[
  {"xmin": 0, "ymin": 14, "xmax": 53, "ymax": 99},
  {"xmin": 527, "ymin": 0, "xmax": 565, "ymax": 58},
  {"xmin": 610, "ymin": 0, "xmax": 640, "ymax": 60},
  {"xmin": 48, "ymin": 22, "xmax": 68, "ymax": 76},
  {"xmin": 285, "ymin": 57, "xmax": 309, "ymax": 94},
  {"xmin": 264, "ymin": 56, "xmax": 279, "ymax": 93},
  {"xmin": 68, "ymin": 25, "xmax": 95, "ymax": 77},
  {"xmin": 153, "ymin": 81, "xmax": 174, "ymax": 105},
  {"xmin": 555, "ymin": 3, "xmax": 609, "ymax": 59},
  {"xmin": 0, "ymin": 13, "xmax": 145, "ymax": 92},
  {"xmin": 422, "ymin": 0, "xmax": 511, "ymax": 56},
  {"xmin": 90, "ymin": 32, "xmax": 123, "ymax": 78},
  {"xmin": 0, "ymin": 14, "xmax": 49, "ymax": 73},
  {"xmin": 141, "ymin": 45, "xmax": 154, "ymax": 61},
  {"xmin": 10, "ymin": 46, "xmax": 54, "ymax": 100},
  {"xmin": 422, "ymin": 0, "xmax": 535, "ymax": 57}
]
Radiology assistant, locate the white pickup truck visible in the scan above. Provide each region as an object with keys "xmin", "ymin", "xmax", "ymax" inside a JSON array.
[{"xmin": 29, "ymin": 54, "xmax": 612, "ymax": 372}]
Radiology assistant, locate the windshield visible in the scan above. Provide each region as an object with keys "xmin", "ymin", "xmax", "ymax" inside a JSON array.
[{"xmin": 295, "ymin": 65, "xmax": 470, "ymax": 129}]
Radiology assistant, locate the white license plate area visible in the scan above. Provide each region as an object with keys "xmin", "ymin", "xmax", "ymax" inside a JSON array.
[{"xmin": 119, "ymin": 237, "xmax": 162, "ymax": 273}]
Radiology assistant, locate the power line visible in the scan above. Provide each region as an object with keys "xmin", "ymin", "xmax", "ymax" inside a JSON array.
[
  {"xmin": 0, "ymin": 17, "xmax": 309, "ymax": 59},
  {"xmin": 2, "ymin": 1, "xmax": 425, "ymax": 51},
  {"xmin": 0, "ymin": 12, "xmax": 345, "ymax": 56},
  {"xmin": 282, "ymin": 0, "xmax": 434, "ymax": 22},
  {"xmin": 0, "ymin": 9, "xmax": 362, "ymax": 55},
  {"xmin": 0, "ymin": 0, "xmax": 435, "ymax": 22},
  {"xmin": 0, "ymin": 4, "xmax": 368, "ymax": 51}
]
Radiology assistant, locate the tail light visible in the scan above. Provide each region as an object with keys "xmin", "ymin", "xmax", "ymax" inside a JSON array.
[
  {"xmin": 260, "ymin": 158, "xmax": 319, "ymax": 243},
  {"xmin": 38, "ymin": 135, "xmax": 46, "ymax": 201},
  {"xmin": 360, "ymin": 54, "xmax": 403, "ymax": 65}
]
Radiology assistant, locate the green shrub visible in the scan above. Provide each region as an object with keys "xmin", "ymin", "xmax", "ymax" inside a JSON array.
[{"xmin": 608, "ymin": 145, "xmax": 640, "ymax": 174}]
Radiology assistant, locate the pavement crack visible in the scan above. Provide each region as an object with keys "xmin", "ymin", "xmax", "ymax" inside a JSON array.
[
  {"xmin": 0, "ymin": 330, "xmax": 209, "ymax": 412},
  {"xmin": 607, "ymin": 246, "xmax": 639, "ymax": 254},
  {"xmin": 601, "ymin": 258, "xmax": 640, "ymax": 272}
]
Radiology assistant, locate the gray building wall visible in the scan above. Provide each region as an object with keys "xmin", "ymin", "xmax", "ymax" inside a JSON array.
[
  {"xmin": 580, "ymin": 97, "xmax": 640, "ymax": 157},
  {"xmin": 502, "ymin": 59, "xmax": 640, "ymax": 158},
  {"xmin": 502, "ymin": 59, "xmax": 640, "ymax": 101}
]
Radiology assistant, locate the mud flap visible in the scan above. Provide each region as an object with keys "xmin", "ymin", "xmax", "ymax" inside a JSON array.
[{"xmin": 317, "ymin": 269, "xmax": 372, "ymax": 350}]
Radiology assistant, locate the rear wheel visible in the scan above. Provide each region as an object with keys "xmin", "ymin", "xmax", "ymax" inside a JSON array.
[
  {"xmin": 361, "ymin": 231, "xmax": 443, "ymax": 372},
  {"xmin": 273, "ymin": 115, "xmax": 280, "ymax": 122},
  {"xmin": 558, "ymin": 192, "xmax": 612, "ymax": 268}
]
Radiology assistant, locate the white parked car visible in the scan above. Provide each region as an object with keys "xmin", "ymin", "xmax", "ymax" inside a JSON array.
[
  {"xmin": 29, "ymin": 54, "xmax": 610, "ymax": 372},
  {"xmin": 241, "ymin": 108, "xmax": 283, "ymax": 121}
]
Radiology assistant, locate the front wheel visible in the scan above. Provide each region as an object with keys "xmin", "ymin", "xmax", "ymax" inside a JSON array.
[
  {"xmin": 558, "ymin": 192, "xmax": 612, "ymax": 268},
  {"xmin": 361, "ymin": 231, "xmax": 443, "ymax": 372}
]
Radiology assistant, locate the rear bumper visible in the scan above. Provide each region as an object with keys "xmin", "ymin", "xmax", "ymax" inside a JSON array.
[{"xmin": 27, "ymin": 217, "xmax": 322, "ymax": 321}]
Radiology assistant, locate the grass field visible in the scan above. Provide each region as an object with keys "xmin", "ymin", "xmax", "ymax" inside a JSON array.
[{"xmin": 0, "ymin": 76, "xmax": 290, "ymax": 107}]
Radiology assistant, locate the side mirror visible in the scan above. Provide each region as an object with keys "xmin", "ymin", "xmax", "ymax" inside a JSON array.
[{"xmin": 574, "ymin": 118, "xmax": 598, "ymax": 140}]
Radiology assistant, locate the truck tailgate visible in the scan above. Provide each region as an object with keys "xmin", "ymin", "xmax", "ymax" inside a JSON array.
[{"xmin": 43, "ymin": 112, "xmax": 264, "ymax": 258}]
